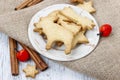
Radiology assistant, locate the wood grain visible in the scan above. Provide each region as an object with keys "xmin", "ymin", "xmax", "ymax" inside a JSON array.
[{"xmin": 0, "ymin": 32, "xmax": 94, "ymax": 80}]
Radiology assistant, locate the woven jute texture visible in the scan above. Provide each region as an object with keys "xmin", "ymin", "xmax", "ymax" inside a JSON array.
[{"xmin": 0, "ymin": 0, "xmax": 120, "ymax": 80}]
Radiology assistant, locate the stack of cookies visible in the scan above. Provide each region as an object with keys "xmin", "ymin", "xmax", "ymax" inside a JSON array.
[{"xmin": 34, "ymin": 7, "xmax": 95, "ymax": 54}]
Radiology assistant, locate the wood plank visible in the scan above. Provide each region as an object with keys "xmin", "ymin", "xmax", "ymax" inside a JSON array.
[{"xmin": 0, "ymin": 32, "xmax": 94, "ymax": 80}]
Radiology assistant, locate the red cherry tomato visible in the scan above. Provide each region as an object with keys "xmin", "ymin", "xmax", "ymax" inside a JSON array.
[
  {"xmin": 16, "ymin": 49, "xmax": 30, "ymax": 62},
  {"xmin": 100, "ymin": 24, "xmax": 112, "ymax": 37}
]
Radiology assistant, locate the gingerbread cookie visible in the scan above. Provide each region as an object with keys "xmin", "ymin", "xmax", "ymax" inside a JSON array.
[
  {"xmin": 72, "ymin": 31, "xmax": 89, "ymax": 48},
  {"xmin": 60, "ymin": 7, "xmax": 95, "ymax": 30},
  {"xmin": 77, "ymin": 1, "xmax": 96, "ymax": 13},
  {"xmin": 58, "ymin": 19, "xmax": 81, "ymax": 35},
  {"xmin": 34, "ymin": 6, "xmax": 96, "ymax": 54},
  {"xmin": 35, "ymin": 15, "xmax": 74, "ymax": 54},
  {"xmin": 23, "ymin": 64, "xmax": 39, "ymax": 78}
]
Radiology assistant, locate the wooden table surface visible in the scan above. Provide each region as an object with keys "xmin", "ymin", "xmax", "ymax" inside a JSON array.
[{"xmin": 0, "ymin": 32, "xmax": 95, "ymax": 80}]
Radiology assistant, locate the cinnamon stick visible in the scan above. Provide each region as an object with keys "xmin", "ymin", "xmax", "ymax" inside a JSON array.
[
  {"xmin": 19, "ymin": 42, "xmax": 48, "ymax": 71},
  {"xmin": 27, "ymin": 0, "xmax": 43, "ymax": 7},
  {"xmin": 15, "ymin": 0, "xmax": 33, "ymax": 10},
  {"xmin": 9, "ymin": 37, "xmax": 19, "ymax": 75}
]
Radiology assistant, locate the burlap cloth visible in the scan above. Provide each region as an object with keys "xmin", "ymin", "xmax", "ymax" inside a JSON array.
[{"xmin": 0, "ymin": 0, "xmax": 120, "ymax": 80}]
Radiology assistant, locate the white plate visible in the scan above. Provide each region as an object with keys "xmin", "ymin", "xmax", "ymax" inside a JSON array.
[{"xmin": 28, "ymin": 4, "xmax": 100, "ymax": 61}]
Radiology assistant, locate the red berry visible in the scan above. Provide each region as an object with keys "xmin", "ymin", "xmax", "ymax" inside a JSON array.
[
  {"xmin": 16, "ymin": 49, "xmax": 30, "ymax": 62},
  {"xmin": 100, "ymin": 24, "xmax": 112, "ymax": 37}
]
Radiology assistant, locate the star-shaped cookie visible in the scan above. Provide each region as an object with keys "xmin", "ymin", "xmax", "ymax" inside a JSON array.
[
  {"xmin": 23, "ymin": 64, "xmax": 39, "ymax": 78},
  {"xmin": 60, "ymin": 7, "xmax": 95, "ymax": 30},
  {"xmin": 77, "ymin": 1, "xmax": 96, "ymax": 13},
  {"xmin": 72, "ymin": 31, "xmax": 89, "ymax": 48}
]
